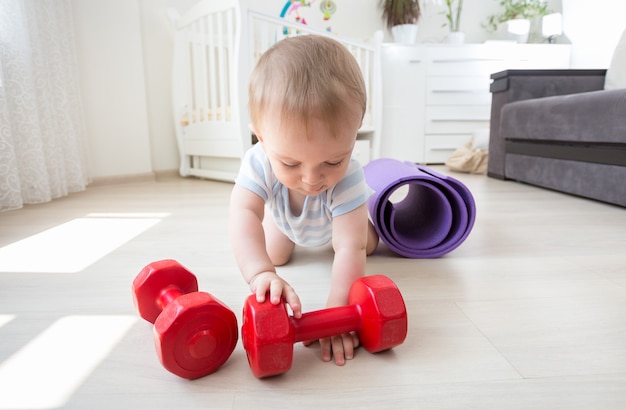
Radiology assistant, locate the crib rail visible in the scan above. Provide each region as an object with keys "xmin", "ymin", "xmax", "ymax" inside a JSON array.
[{"xmin": 170, "ymin": 2, "xmax": 382, "ymax": 181}]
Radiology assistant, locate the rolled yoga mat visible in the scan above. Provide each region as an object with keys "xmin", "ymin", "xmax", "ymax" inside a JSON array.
[{"xmin": 364, "ymin": 159, "xmax": 476, "ymax": 258}]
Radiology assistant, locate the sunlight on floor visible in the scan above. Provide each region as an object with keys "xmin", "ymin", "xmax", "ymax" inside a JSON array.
[
  {"xmin": 0, "ymin": 315, "xmax": 137, "ymax": 410},
  {"xmin": 0, "ymin": 213, "xmax": 169, "ymax": 273},
  {"xmin": 0, "ymin": 315, "xmax": 15, "ymax": 329}
]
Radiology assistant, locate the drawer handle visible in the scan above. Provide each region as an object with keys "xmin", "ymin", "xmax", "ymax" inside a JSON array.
[
  {"xmin": 431, "ymin": 58, "xmax": 504, "ymax": 63},
  {"xmin": 431, "ymin": 119, "xmax": 488, "ymax": 122},
  {"xmin": 408, "ymin": 60, "xmax": 422, "ymax": 64},
  {"xmin": 431, "ymin": 90, "xmax": 485, "ymax": 94}
]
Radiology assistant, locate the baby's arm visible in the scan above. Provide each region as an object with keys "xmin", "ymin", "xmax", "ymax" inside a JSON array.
[
  {"xmin": 321, "ymin": 202, "xmax": 370, "ymax": 364},
  {"xmin": 229, "ymin": 184, "xmax": 301, "ymax": 317}
]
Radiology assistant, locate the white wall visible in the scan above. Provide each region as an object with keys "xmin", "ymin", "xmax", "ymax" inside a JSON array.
[
  {"xmin": 562, "ymin": 0, "xmax": 626, "ymax": 68},
  {"xmin": 72, "ymin": 0, "xmax": 153, "ymax": 180},
  {"xmin": 74, "ymin": 0, "xmax": 620, "ymax": 180}
]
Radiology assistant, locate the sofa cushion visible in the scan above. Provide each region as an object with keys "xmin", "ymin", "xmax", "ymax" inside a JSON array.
[
  {"xmin": 500, "ymin": 88, "xmax": 626, "ymax": 144},
  {"xmin": 504, "ymin": 155, "xmax": 626, "ymax": 207},
  {"xmin": 605, "ymin": 29, "xmax": 626, "ymax": 90}
]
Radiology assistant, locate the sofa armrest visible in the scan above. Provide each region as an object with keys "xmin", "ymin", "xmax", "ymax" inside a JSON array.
[
  {"xmin": 488, "ymin": 69, "xmax": 607, "ymax": 178},
  {"xmin": 490, "ymin": 69, "xmax": 607, "ymax": 99}
]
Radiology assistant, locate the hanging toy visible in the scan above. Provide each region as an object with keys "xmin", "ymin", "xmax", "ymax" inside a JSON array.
[
  {"xmin": 319, "ymin": 0, "xmax": 336, "ymax": 21},
  {"xmin": 287, "ymin": 0, "xmax": 312, "ymax": 22}
]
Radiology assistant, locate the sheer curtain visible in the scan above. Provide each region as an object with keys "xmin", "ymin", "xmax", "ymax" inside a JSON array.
[{"xmin": 0, "ymin": 0, "xmax": 88, "ymax": 212}]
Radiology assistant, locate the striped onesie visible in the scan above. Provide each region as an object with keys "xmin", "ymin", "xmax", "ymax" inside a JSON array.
[{"xmin": 235, "ymin": 143, "xmax": 371, "ymax": 247}]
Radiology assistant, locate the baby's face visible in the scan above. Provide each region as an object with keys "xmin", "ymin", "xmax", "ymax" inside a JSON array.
[{"xmin": 257, "ymin": 112, "xmax": 361, "ymax": 197}]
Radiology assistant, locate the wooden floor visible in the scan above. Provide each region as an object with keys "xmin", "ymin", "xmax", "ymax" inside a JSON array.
[{"xmin": 1, "ymin": 168, "xmax": 625, "ymax": 409}]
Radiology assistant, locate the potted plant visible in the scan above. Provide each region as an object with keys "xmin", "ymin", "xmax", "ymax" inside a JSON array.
[
  {"xmin": 443, "ymin": 0, "xmax": 464, "ymax": 43},
  {"xmin": 379, "ymin": 0, "xmax": 421, "ymax": 44},
  {"xmin": 444, "ymin": 0, "xmax": 463, "ymax": 32},
  {"xmin": 484, "ymin": 0, "xmax": 551, "ymax": 43}
]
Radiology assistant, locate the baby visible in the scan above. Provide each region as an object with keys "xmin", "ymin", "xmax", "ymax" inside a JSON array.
[{"xmin": 229, "ymin": 35, "xmax": 378, "ymax": 366}]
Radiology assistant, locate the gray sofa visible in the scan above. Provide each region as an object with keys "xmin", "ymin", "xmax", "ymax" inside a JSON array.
[{"xmin": 488, "ymin": 69, "xmax": 626, "ymax": 207}]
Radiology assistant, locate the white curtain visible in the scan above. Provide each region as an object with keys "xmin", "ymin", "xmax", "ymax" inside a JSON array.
[{"xmin": 0, "ymin": 0, "xmax": 89, "ymax": 212}]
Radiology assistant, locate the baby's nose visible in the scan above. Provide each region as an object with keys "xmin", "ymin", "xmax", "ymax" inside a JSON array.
[{"xmin": 301, "ymin": 167, "xmax": 322, "ymax": 185}]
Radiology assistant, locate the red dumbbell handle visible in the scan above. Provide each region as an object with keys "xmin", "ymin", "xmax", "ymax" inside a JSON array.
[
  {"xmin": 157, "ymin": 286, "xmax": 183, "ymax": 311},
  {"xmin": 290, "ymin": 305, "xmax": 361, "ymax": 343}
]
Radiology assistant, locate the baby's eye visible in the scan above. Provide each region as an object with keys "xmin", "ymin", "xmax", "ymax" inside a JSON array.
[
  {"xmin": 281, "ymin": 162, "xmax": 299, "ymax": 168},
  {"xmin": 325, "ymin": 160, "xmax": 343, "ymax": 167}
]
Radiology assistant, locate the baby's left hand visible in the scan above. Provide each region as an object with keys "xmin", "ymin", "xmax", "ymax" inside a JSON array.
[{"xmin": 317, "ymin": 332, "xmax": 360, "ymax": 365}]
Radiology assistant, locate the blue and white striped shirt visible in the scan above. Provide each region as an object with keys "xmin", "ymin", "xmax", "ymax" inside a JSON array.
[{"xmin": 235, "ymin": 143, "xmax": 371, "ymax": 247}]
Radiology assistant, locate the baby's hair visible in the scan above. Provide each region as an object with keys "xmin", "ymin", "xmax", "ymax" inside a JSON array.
[{"xmin": 248, "ymin": 35, "xmax": 366, "ymax": 139}]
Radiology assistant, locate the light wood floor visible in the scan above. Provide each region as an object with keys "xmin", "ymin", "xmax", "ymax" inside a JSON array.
[{"xmin": 1, "ymin": 169, "xmax": 625, "ymax": 409}]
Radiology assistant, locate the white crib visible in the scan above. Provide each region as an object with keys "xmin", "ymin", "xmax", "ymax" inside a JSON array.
[{"xmin": 170, "ymin": 1, "xmax": 382, "ymax": 181}]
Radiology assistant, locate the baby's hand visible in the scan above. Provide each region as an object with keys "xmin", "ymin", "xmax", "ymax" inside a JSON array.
[
  {"xmin": 249, "ymin": 271, "xmax": 302, "ymax": 318},
  {"xmin": 318, "ymin": 332, "xmax": 360, "ymax": 365}
]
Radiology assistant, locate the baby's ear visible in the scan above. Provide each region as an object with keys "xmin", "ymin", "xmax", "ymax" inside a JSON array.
[{"xmin": 249, "ymin": 123, "xmax": 263, "ymax": 143}]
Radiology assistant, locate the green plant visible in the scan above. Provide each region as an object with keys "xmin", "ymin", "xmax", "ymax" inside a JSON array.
[
  {"xmin": 379, "ymin": 0, "xmax": 421, "ymax": 31},
  {"xmin": 484, "ymin": 0, "xmax": 551, "ymax": 32},
  {"xmin": 444, "ymin": 0, "xmax": 464, "ymax": 32}
]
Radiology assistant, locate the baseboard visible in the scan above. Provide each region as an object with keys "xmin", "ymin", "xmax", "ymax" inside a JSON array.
[
  {"xmin": 88, "ymin": 172, "xmax": 157, "ymax": 187},
  {"xmin": 154, "ymin": 169, "xmax": 180, "ymax": 180}
]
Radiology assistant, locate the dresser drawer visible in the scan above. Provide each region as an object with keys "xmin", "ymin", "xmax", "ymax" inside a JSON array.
[
  {"xmin": 513, "ymin": 44, "xmax": 572, "ymax": 68},
  {"xmin": 381, "ymin": 43, "xmax": 571, "ymax": 164},
  {"xmin": 425, "ymin": 106, "xmax": 490, "ymax": 133},
  {"xmin": 382, "ymin": 46, "xmax": 426, "ymax": 105},
  {"xmin": 426, "ymin": 45, "xmax": 513, "ymax": 76},
  {"xmin": 428, "ymin": 58, "xmax": 508, "ymax": 77},
  {"xmin": 426, "ymin": 76, "xmax": 492, "ymax": 105},
  {"xmin": 424, "ymin": 134, "xmax": 471, "ymax": 163},
  {"xmin": 381, "ymin": 105, "xmax": 425, "ymax": 161}
]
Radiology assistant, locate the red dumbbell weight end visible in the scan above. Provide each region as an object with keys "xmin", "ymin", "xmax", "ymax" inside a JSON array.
[
  {"xmin": 132, "ymin": 260, "xmax": 238, "ymax": 379},
  {"xmin": 242, "ymin": 274, "xmax": 407, "ymax": 378}
]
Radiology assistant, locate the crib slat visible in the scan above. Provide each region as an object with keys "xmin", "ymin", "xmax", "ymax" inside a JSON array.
[
  {"xmin": 216, "ymin": 11, "xmax": 227, "ymax": 121},
  {"xmin": 362, "ymin": 49, "xmax": 372, "ymax": 126},
  {"xmin": 192, "ymin": 20, "xmax": 202, "ymax": 123},
  {"xmin": 207, "ymin": 14, "xmax": 217, "ymax": 121},
  {"xmin": 182, "ymin": 29, "xmax": 193, "ymax": 126},
  {"xmin": 225, "ymin": 8, "xmax": 234, "ymax": 120},
  {"xmin": 199, "ymin": 16, "xmax": 209, "ymax": 122},
  {"xmin": 259, "ymin": 21, "xmax": 270, "ymax": 61}
]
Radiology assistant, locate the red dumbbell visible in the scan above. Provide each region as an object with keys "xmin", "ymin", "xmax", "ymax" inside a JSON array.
[
  {"xmin": 241, "ymin": 274, "xmax": 407, "ymax": 378},
  {"xmin": 132, "ymin": 259, "xmax": 238, "ymax": 379}
]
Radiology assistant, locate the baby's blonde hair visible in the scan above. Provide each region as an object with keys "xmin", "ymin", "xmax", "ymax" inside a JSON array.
[{"xmin": 248, "ymin": 35, "xmax": 366, "ymax": 139}]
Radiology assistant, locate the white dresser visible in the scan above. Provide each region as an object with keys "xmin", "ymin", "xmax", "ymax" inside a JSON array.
[{"xmin": 381, "ymin": 43, "xmax": 572, "ymax": 163}]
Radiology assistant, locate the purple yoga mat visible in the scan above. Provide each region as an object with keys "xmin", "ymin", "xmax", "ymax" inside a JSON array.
[{"xmin": 364, "ymin": 159, "xmax": 476, "ymax": 258}]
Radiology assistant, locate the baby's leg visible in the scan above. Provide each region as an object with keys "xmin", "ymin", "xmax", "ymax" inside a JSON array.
[
  {"xmin": 262, "ymin": 214, "xmax": 295, "ymax": 266},
  {"xmin": 366, "ymin": 220, "xmax": 379, "ymax": 255}
]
